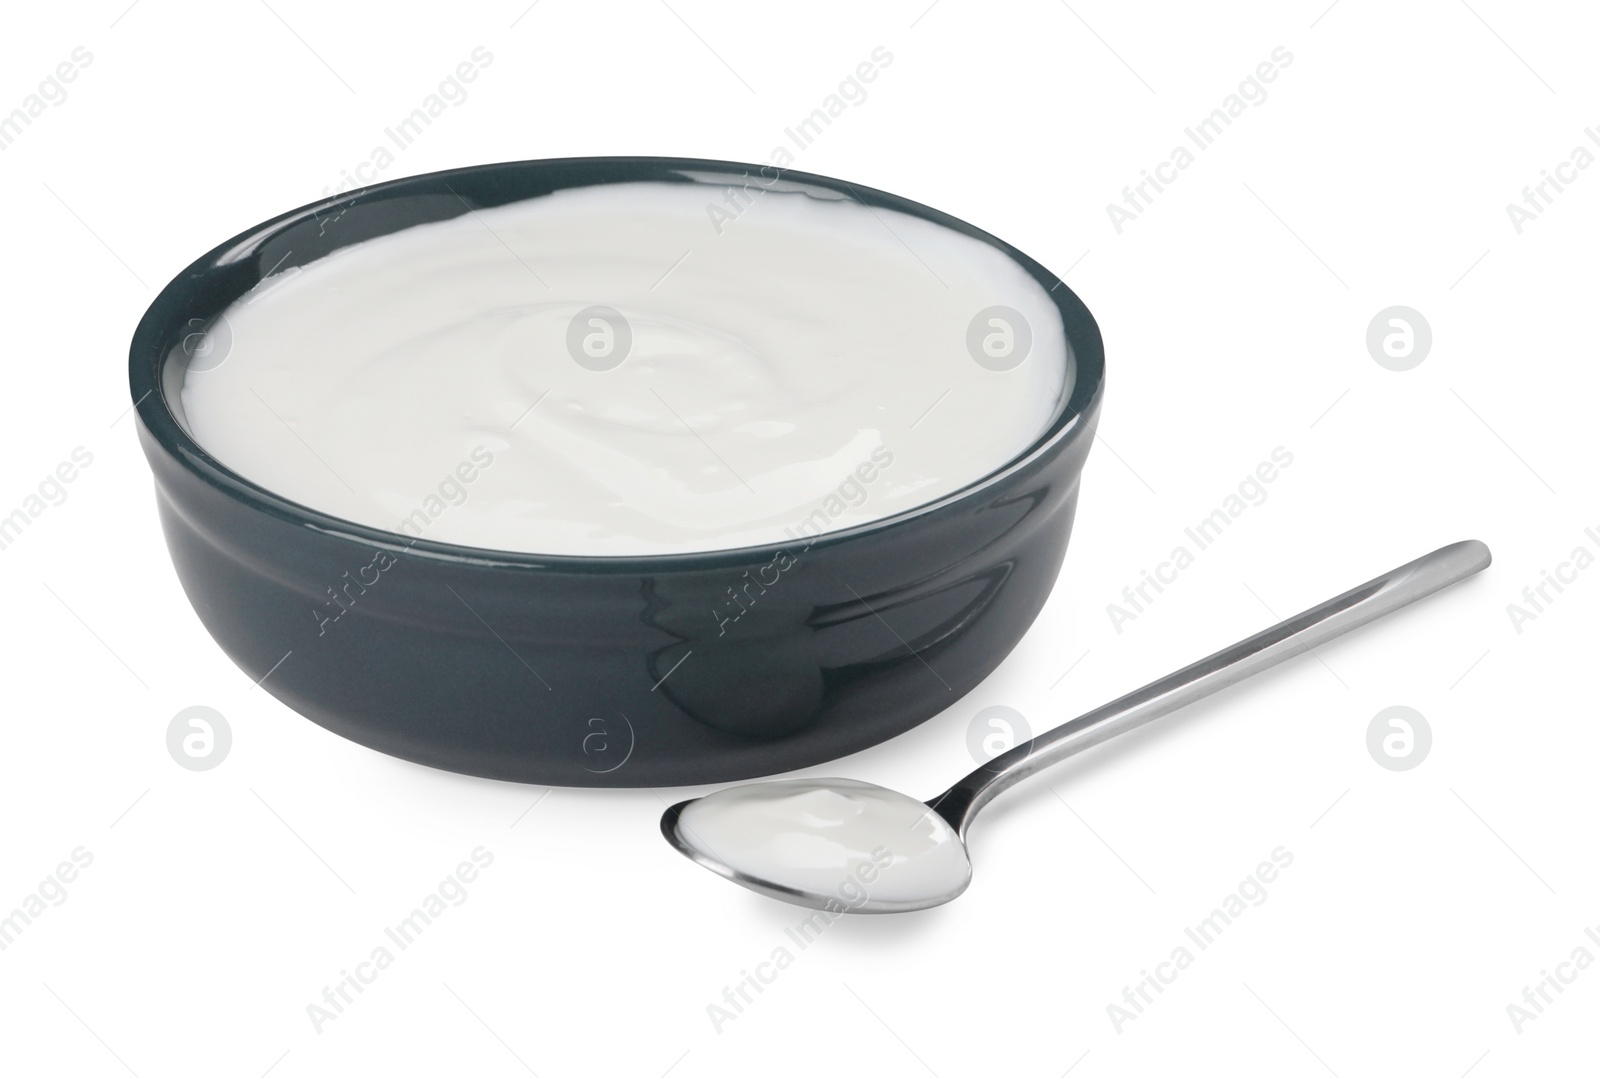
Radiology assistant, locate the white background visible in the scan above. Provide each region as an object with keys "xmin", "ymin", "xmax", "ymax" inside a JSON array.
[{"xmin": 2, "ymin": 1, "xmax": 1596, "ymax": 1075}]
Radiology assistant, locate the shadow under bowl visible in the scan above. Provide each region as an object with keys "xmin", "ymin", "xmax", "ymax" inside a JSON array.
[{"xmin": 129, "ymin": 156, "xmax": 1104, "ymax": 787}]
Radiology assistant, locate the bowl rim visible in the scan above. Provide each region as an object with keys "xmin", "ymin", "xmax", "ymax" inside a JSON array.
[{"xmin": 130, "ymin": 155, "xmax": 1105, "ymax": 573}]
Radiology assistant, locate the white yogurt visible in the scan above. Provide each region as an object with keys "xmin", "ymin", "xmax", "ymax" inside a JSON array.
[
  {"xmin": 181, "ymin": 180, "xmax": 1069, "ymax": 555},
  {"xmin": 675, "ymin": 778, "xmax": 971, "ymax": 910}
]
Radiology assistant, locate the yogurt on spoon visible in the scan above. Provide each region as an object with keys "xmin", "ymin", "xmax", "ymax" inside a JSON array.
[{"xmin": 668, "ymin": 778, "xmax": 971, "ymax": 913}]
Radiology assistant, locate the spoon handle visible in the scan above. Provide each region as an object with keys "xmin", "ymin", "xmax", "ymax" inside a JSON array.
[{"xmin": 929, "ymin": 539, "xmax": 1491, "ymax": 835}]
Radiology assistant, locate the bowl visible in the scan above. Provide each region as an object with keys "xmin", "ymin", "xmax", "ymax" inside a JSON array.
[{"xmin": 129, "ymin": 157, "xmax": 1104, "ymax": 787}]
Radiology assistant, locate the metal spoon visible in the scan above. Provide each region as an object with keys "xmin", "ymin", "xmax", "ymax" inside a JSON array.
[{"xmin": 662, "ymin": 540, "xmax": 1490, "ymax": 913}]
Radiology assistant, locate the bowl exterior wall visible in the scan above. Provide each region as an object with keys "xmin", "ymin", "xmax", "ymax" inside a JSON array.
[{"xmin": 139, "ymin": 407, "xmax": 1095, "ymax": 786}]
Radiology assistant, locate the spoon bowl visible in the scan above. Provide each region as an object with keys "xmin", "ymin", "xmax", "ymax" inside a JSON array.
[{"xmin": 663, "ymin": 778, "xmax": 971, "ymax": 914}]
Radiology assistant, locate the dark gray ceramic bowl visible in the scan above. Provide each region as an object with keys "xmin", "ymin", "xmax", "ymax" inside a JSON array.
[{"xmin": 130, "ymin": 157, "xmax": 1104, "ymax": 787}]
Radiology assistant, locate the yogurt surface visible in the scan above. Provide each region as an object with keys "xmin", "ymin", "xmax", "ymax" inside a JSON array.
[
  {"xmin": 675, "ymin": 778, "xmax": 971, "ymax": 910},
  {"xmin": 180, "ymin": 179, "xmax": 1070, "ymax": 555}
]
